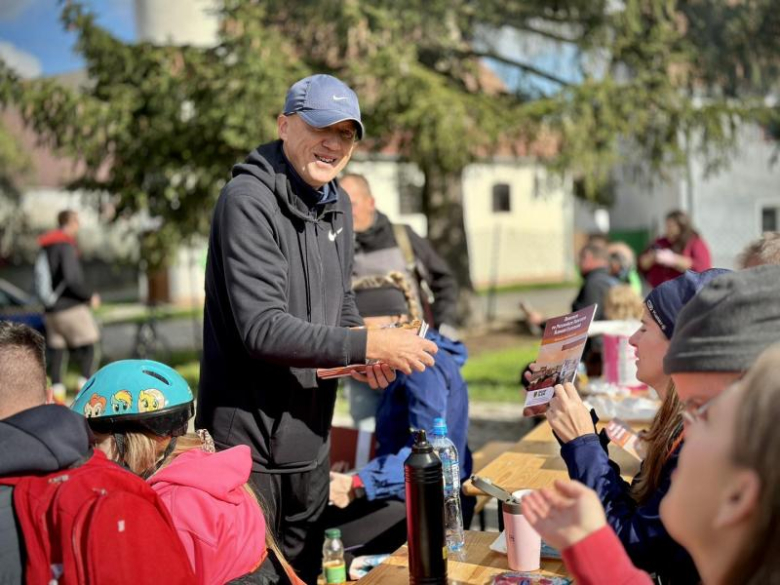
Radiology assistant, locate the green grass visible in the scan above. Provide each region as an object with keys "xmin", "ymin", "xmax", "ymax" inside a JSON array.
[
  {"xmin": 462, "ymin": 342, "xmax": 539, "ymax": 402},
  {"xmin": 64, "ymin": 344, "xmax": 540, "ymax": 406},
  {"xmin": 475, "ymin": 279, "xmax": 580, "ymax": 295}
]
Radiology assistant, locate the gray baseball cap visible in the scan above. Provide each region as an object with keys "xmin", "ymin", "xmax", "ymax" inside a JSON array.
[{"xmin": 283, "ymin": 74, "xmax": 364, "ymax": 140}]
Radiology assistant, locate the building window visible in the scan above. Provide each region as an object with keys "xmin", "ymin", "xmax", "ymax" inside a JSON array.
[
  {"xmin": 761, "ymin": 206, "xmax": 779, "ymax": 232},
  {"xmin": 492, "ymin": 183, "xmax": 511, "ymax": 213},
  {"xmin": 398, "ymin": 164, "xmax": 424, "ymax": 215}
]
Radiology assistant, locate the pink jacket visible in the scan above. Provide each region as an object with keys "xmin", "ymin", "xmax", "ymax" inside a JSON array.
[{"xmin": 149, "ymin": 445, "xmax": 267, "ymax": 585}]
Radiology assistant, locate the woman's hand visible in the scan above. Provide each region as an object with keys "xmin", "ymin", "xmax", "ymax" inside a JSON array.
[
  {"xmin": 521, "ymin": 362, "xmax": 545, "ymax": 417},
  {"xmin": 545, "ymin": 383, "xmax": 595, "ymax": 442},
  {"xmin": 521, "ymin": 480, "xmax": 607, "ymax": 551}
]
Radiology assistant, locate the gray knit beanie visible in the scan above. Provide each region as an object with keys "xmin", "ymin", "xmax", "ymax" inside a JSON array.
[{"xmin": 664, "ymin": 264, "xmax": 780, "ymax": 374}]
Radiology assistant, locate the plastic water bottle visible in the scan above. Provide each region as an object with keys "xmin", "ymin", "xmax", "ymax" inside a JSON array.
[
  {"xmin": 431, "ymin": 417, "xmax": 465, "ymax": 552},
  {"xmin": 322, "ymin": 528, "xmax": 347, "ymax": 584}
]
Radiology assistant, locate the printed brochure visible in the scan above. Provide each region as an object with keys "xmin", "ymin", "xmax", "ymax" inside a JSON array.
[{"xmin": 523, "ymin": 304, "xmax": 597, "ymax": 415}]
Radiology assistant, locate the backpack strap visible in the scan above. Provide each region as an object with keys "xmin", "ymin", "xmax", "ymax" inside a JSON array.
[{"xmin": 391, "ymin": 223, "xmax": 416, "ymax": 272}]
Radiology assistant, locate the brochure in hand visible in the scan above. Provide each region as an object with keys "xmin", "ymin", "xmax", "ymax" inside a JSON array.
[
  {"xmin": 316, "ymin": 320, "xmax": 429, "ymax": 380},
  {"xmin": 523, "ymin": 304, "xmax": 597, "ymax": 416}
]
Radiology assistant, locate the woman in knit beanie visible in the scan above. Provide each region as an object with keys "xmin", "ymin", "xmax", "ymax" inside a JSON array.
[{"xmin": 539, "ymin": 268, "xmax": 728, "ymax": 584}]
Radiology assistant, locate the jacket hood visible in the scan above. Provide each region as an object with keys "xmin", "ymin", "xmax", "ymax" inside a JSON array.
[
  {"xmin": 430, "ymin": 329, "xmax": 468, "ymax": 367},
  {"xmin": 38, "ymin": 229, "xmax": 77, "ymax": 248},
  {"xmin": 232, "ymin": 140, "xmax": 344, "ymax": 224},
  {"xmin": 0, "ymin": 404, "xmax": 93, "ymax": 476},
  {"xmin": 149, "ymin": 445, "xmax": 252, "ymax": 504}
]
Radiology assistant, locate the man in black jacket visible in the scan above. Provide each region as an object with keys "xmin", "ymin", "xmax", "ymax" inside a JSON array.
[
  {"xmin": 573, "ymin": 242, "xmax": 620, "ymax": 321},
  {"xmin": 38, "ymin": 210, "xmax": 100, "ymax": 403},
  {"xmin": 196, "ymin": 74, "xmax": 437, "ymax": 583}
]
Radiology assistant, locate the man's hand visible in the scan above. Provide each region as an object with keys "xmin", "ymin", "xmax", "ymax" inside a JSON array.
[
  {"xmin": 545, "ymin": 383, "xmax": 595, "ymax": 443},
  {"xmin": 366, "ymin": 329, "xmax": 437, "ymax": 376},
  {"xmin": 90, "ymin": 293, "xmax": 101, "ymax": 310},
  {"xmin": 521, "ymin": 480, "xmax": 607, "ymax": 551},
  {"xmin": 350, "ymin": 363, "xmax": 396, "ymax": 390},
  {"xmin": 329, "ymin": 472, "xmax": 356, "ymax": 509}
]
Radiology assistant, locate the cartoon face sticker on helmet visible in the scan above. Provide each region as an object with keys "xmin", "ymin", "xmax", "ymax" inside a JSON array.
[
  {"xmin": 138, "ymin": 388, "xmax": 166, "ymax": 413},
  {"xmin": 111, "ymin": 390, "xmax": 132, "ymax": 414},
  {"xmin": 84, "ymin": 393, "xmax": 107, "ymax": 418}
]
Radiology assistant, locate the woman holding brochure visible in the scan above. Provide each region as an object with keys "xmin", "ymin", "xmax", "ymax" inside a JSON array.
[
  {"xmin": 524, "ymin": 269, "xmax": 728, "ymax": 584},
  {"xmin": 522, "ymin": 343, "xmax": 780, "ymax": 585}
]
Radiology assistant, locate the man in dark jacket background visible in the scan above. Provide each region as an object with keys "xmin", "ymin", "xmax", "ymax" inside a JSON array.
[
  {"xmin": 342, "ymin": 173, "xmax": 459, "ymax": 333},
  {"xmin": 342, "ymin": 173, "xmax": 460, "ymax": 429},
  {"xmin": 38, "ymin": 209, "xmax": 100, "ymax": 404},
  {"xmin": 196, "ymin": 74, "xmax": 437, "ymax": 583},
  {"xmin": 325, "ymin": 280, "xmax": 473, "ymax": 566}
]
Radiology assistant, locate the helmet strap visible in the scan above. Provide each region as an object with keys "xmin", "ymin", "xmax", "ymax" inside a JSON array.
[
  {"xmin": 142, "ymin": 436, "xmax": 178, "ymax": 480},
  {"xmin": 113, "ymin": 432, "xmax": 127, "ymax": 464}
]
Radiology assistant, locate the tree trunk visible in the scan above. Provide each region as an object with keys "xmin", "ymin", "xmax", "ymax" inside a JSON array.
[{"xmin": 422, "ymin": 165, "xmax": 474, "ymax": 325}]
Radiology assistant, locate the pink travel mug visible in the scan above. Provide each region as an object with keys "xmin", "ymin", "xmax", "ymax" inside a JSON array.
[{"xmin": 502, "ymin": 489, "xmax": 541, "ymax": 571}]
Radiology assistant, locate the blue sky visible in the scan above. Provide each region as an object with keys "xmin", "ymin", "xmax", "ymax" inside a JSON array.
[{"xmin": 0, "ymin": 0, "xmax": 135, "ymax": 78}]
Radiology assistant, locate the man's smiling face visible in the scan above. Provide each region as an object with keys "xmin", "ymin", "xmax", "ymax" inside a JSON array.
[{"xmin": 278, "ymin": 114, "xmax": 357, "ymax": 189}]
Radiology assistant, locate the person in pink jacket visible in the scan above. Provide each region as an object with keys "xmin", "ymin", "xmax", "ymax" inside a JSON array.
[
  {"xmin": 522, "ymin": 343, "xmax": 780, "ymax": 585},
  {"xmin": 149, "ymin": 442, "xmax": 267, "ymax": 584},
  {"xmin": 71, "ymin": 359, "xmax": 305, "ymax": 585}
]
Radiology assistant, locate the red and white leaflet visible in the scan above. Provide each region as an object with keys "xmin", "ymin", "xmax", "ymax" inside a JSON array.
[{"xmin": 523, "ymin": 304, "xmax": 597, "ymax": 416}]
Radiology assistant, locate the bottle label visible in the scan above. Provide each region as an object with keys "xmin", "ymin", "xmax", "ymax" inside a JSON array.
[{"xmin": 324, "ymin": 561, "xmax": 346, "ymax": 584}]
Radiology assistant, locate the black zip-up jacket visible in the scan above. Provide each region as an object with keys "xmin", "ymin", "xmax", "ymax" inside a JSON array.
[
  {"xmin": 354, "ymin": 211, "xmax": 459, "ymax": 327},
  {"xmin": 0, "ymin": 405, "xmax": 94, "ymax": 584},
  {"xmin": 196, "ymin": 140, "xmax": 366, "ymax": 473}
]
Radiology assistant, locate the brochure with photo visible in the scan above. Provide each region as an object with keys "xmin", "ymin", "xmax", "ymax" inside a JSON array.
[
  {"xmin": 316, "ymin": 320, "xmax": 429, "ymax": 380},
  {"xmin": 523, "ymin": 304, "xmax": 597, "ymax": 416}
]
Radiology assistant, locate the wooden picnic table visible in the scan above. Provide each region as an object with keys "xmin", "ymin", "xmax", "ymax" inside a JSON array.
[
  {"xmin": 355, "ymin": 530, "xmax": 568, "ymax": 584},
  {"xmin": 462, "ymin": 421, "xmax": 644, "ymax": 497}
]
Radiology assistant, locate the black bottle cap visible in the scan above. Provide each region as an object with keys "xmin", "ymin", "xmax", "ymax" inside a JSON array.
[{"xmin": 412, "ymin": 428, "xmax": 433, "ymax": 453}]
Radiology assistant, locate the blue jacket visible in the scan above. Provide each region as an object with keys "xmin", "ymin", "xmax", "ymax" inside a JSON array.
[
  {"xmin": 358, "ymin": 330, "xmax": 472, "ymax": 501},
  {"xmin": 561, "ymin": 430, "xmax": 699, "ymax": 584}
]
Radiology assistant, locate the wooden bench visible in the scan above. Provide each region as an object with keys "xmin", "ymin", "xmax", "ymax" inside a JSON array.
[{"xmin": 469, "ymin": 440, "xmax": 516, "ymax": 530}]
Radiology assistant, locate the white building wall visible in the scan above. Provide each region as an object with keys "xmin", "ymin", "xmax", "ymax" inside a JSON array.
[
  {"xmin": 167, "ymin": 240, "xmax": 208, "ymax": 306},
  {"xmin": 609, "ymin": 163, "xmax": 685, "ymax": 236},
  {"xmin": 609, "ymin": 124, "xmax": 780, "ymax": 269},
  {"xmin": 462, "ymin": 161, "xmax": 572, "ymax": 287},
  {"xmin": 689, "ymin": 125, "xmax": 780, "ymax": 269},
  {"xmin": 134, "ymin": 0, "xmax": 220, "ymax": 46},
  {"xmin": 344, "ymin": 158, "xmax": 574, "ymax": 287}
]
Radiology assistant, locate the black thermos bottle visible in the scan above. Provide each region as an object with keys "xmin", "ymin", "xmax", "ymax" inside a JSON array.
[{"xmin": 404, "ymin": 429, "xmax": 447, "ymax": 584}]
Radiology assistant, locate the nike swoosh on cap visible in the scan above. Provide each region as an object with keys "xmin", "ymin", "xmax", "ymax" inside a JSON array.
[{"xmin": 332, "ymin": 96, "xmax": 348, "ymax": 101}]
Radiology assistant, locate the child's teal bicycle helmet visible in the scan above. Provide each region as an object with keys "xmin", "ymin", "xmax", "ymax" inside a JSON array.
[{"xmin": 71, "ymin": 360, "xmax": 195, "ymax": 472}]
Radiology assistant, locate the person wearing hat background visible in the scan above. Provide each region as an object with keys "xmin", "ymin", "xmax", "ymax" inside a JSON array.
[
  {"xmin": 196, "ymin": 74, "xmax": 437, "ymax": 583},
  {"xmin": 526, "ymin": 268, "xmax": 729, "ymax": 584},
  {"xmin": 325, "ymin": 272, "xmax": 473, "ymax": 569},
  {"xmin": 664, "ymin": 264, "xmax": 780, "ymax": 423}
]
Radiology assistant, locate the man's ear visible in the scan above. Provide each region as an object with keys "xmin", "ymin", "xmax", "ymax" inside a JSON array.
[
  {"xmin": 45, "ymin": 386, "xmax": 55, "ymax": 404},
  {"xmin": 277, "ymin": 114, "xmax": 289, "ymax": 140},
  {"xmin": 713, "ymin": 469, "xmax": 760, "ymax": 529}
]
